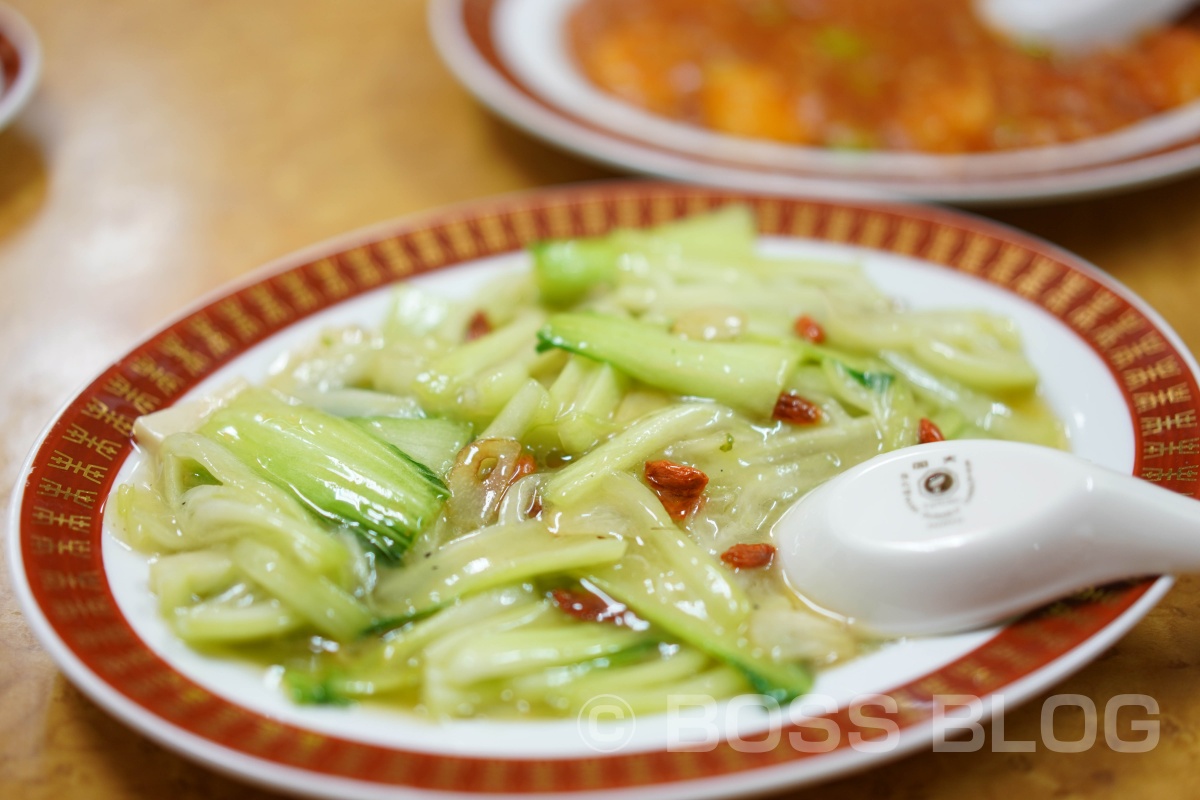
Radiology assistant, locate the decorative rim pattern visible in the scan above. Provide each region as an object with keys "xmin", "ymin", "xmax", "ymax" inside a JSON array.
[
  {"xmin": 0, "ymin": 24, "xmax": 20, "ymax": 86},
  {"xmin": 11, "ymin": 183, "xmax": 1199, "ymax": 796},
  {"xmin": 430, "ymin": 0, "xmax": 1200, "ymax": 203},
  {"xmin": 0, "ymin": 3, "xmax": 40, "ymax": 132}
]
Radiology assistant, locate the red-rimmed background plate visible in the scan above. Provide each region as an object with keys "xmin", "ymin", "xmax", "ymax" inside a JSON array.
[
  {"xmin": 9, "ymin": 183, "xmax": 1199, "ymax": 798},
  {"xmin": 0, "ymin": 3, "xmax": 39, "ymax": 132},
  {"xmin": 429, "ymin": 0, "xmax": 1200, "ymax": 204}
]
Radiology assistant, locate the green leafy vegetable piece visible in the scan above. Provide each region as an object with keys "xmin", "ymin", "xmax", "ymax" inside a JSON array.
[
  {"xmin": 532, "ymin": 239, "xmax": 622, "ymax": 306},
  {"xmin": 537, "ymin": 313, "xmax": 794, "ymax": 416},
  {"xmin": 350, "ymin": 416, "xmax": 473, "ymax": 477},
  {"xmin": 284, "ymin": 670, "xmax": 352, "ymax": 706},
  {"xmin": 201, "ymin": 389, "xmax": 448, "ymax": 561},
  {"xmin": 581, "ymin": 528, "xmax": 813, "ymax": 703}
]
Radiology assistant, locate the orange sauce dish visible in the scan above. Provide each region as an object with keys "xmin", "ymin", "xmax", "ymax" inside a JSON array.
[{"xmin": 568, "ymin": 0, "xmax": 1200, "ymax": 153}]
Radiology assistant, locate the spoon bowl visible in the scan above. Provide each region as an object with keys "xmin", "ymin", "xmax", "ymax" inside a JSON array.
[
  {"xmin": 976, "ymin": 0, "xmax": 1195, "ymax": 51},
  {"xmin": 775, "ymin": 440, "xmax": 1200, "ymax": 637}
]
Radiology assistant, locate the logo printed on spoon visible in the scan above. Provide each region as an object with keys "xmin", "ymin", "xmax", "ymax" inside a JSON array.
[
  {"xmin": 899, "ymin": 455, "xmax": 977, "ymax": 530},
  {"xmin": 920, "ymin": 468, "xmax": 956, "ymax": 497}
]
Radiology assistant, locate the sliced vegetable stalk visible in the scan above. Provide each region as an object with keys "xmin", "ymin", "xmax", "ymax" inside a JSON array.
[
  {"xmin": 543, "ymin": 403, "xmax": 727, "ymax": 508},
  {"xmin": 133, "ymin": 378, "xmax": 249, "ymax": 456},
  {"xmin": 410, "ymin": 312, "xmax": 545, "ymax": 423},
  {"xmin": 350, "ymin": 415, "xmax": 473, "ymax": 477},
  {"xmin": 822, "ymin": 309, "xmax": 1039, "ymax": 394},
  {"xmin": 633, "ymin": 203, "xmax": 759, "ymax": 262},
  {"xmin": 285, "ymin": 586, "xmax": 543, "ymax": 704},
  {"xmin": 201, "ymin": 389, "xmax": 448, "ymax": 561},
  {"xmin": 112, "ymin": 482, "xmax": 184, "ymax": 553},
  {"xmin": 289, "ymin": 387, "xmax": 426, "ymax": 419},
  {"xmin": 526, "ymin": 356, "xmax": 627, "ymax": 456},
  {"xmin": 433, "ymin": 623, "xmax": 657, "ymax": 687},
  {"xmin": 479, "ymin": 378, "xmax": 552, "ymax": 441},
  {"xmin": 881, "ymin": 351, "xmax": 1066, "ymax": 447},
  {"xmin": 821, "ymin": 359, "xmax": 917, "ymax": 450},
  {"xmin": 537, "ymin": 313, "xmax": 794, "ymax": 416},
  {"xmin": 532, "ymin": 238, "xmax": 623, "ymax": 306},
  {"xmin": 532, "ymin": 205, "xmax": 760, "ymax": 307},
  {"xmin": 511, "ymin": 645, "xmax": 710, "ymax": 709},
  {"xmin": 174, "ymin": 483, "xmax": 352, "ymax": 576},
  {"xmin": 373, "ymin": 520, "xmax": 628, "ymax": 620},
  {"xmin": 172, "ymin": 597, "xmax": 304, "ymax": 645},
  {"xmin": 556, "ymin": 360, "xmax": 628, "ymax": 454},
  {"xmin": 149, "ymin": 550, "xmax": 236, "ymax": 613},
  {"xmin": 610, "ymin": 203, "xmax": 762, "ymax": 269},
  {"xmin": 552, "ymin": 665, "xmax": 749, "ymax": 716},
  {"xmin": 148, "ymin": 431, "xmax": 359, "ymax": 581},
  {"xmin": 230, "ymin": 539, "xmax": 373, "ymax": 640},
  {"xmin": 424, "ymin": 311, "xmax": 545, "ymax": 380},
  {"xmin": 579, "ymin": 526, "xmax": 813, "ymax": 703},
  {"xmin": 421, "ymin": 596, "xmax": 556, "ymax": 716}
]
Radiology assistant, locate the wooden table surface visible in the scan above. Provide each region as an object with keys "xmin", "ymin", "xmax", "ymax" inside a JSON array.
[{"xmin": 5, "ymin": 2, "xmax": 1200, "ymax": 798}]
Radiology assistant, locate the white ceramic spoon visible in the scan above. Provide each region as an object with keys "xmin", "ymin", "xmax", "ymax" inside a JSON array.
[
  {"xmin": 776, "ymin": 439, "xmax": 1198, "ymax": 637},
  {"xmin": 977, "ymin": 0, "xmax": 1195, "ymax": 51}
]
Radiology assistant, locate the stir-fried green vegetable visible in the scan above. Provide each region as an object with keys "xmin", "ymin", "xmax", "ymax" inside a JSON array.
[
  {"xmin": 201, "ymin": 389, "xmax": 448, "ymax": 562},
  {"xmin": 112, "ymin": 205, "xmax": 1063, "ymax": 718}
]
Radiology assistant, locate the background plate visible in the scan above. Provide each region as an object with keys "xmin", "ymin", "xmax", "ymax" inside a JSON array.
[
  {"xmin": 9, "ymin": 183, "xmax": 1199, "ymax": 798},
  {"xmin": 429, "ymin": 0, "xmax": 1200, "ymax": 204},
  {"xmin": 0, "ymin": 3, "xmax": 39, "ymax": 133}
]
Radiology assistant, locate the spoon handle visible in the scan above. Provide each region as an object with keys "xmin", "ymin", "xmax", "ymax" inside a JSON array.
[
  {"xmin": 1090, "ymin": 466, "xmax": 1200, "ymax": 576},
  {"xmin": 775, "ymin": 440, "xmax": 1200, "ymax": 637}
]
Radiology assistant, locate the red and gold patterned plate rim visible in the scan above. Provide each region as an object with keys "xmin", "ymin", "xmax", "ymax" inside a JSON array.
[
  {"xmin": 0, "ymin": 3, "xmax": 39, "ymax": 130},
  {"xmin": 430, "ymin": 0, "xmax": 1200, "ymax": 204},
  {"xmin": 9, "ymin": 183, "xmax": 1198, "ymax": 798}
]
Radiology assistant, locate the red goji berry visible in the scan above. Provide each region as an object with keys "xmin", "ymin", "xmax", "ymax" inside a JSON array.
[
  {"xmin": 793, "ymin": 315, "xmax": 826, "ymax": 343},
  {"xmin": 918, "ymin": 417, "xmax": 945, "ymax": 444},
  {"xmin": 644, "ymin": 459, "xmax": 709, "ymax": 520},
  {"xmin": 720, "ymin": 543, "xmax": 776, "ymax": 569},
  {"xmin": 773, "ymin": 391, "xmax": 823, "ymax": 425},
  {"xmin": 465, "ymin": 310, "xmax": 492, "ymax": 341}
]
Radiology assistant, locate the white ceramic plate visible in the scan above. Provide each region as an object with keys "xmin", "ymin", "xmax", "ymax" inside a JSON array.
[
  {"xmin": 10, "ymin": 184, "xmax": 1197, "ymax": 798},
  {"xmin": 0, "ymin": 3, "xmax": 39, "ymax": 133},
  {"xmin": 429, "ymin": 0, "xmax": 1200, "ymax": 203}
]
